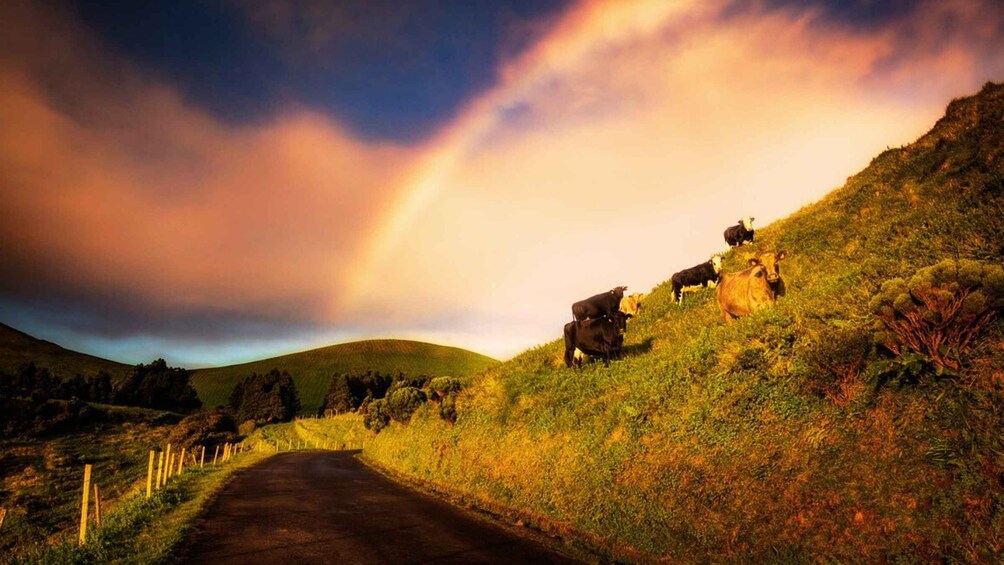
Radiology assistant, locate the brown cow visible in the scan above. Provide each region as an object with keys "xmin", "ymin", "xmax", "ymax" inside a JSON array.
[
  {"xmin": 716, "ymin": 250, "xmax": 787, "ymax": 324},
  {"xmin": 619, "ymin": 293, "xmax": 645, "ymax": 318}
]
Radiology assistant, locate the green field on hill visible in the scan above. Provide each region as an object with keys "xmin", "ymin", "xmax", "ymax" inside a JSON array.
[
  {"xmin": 0, "ymin": 324, "xmax": 131, "ymax": 382},
  {"xmin": 190, "ymin": 339, "xmax": 497, "ymax": 415},
  {"xmin": 359, "ymin": 83, "xmax": 1004, "ymax": 562}
]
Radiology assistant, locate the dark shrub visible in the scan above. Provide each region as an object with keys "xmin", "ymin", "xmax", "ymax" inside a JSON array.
[
  {"xmin": 439, "ymin": 393, "xmax": 458, "ymax": 425},
  {"xmin": 363, "ymin": 398, "xmax": 390, "ymax": 432},
  {"xmin": 229, "ymin": 369, "xmax": 301, "ymax": 424},
  {"xmin": 427, "ymin": 377, "xmax": 461, "ymax": 402},
  {"xmin": 387, "ymin": 387, "xmax": 427, "ymax": 422},
  {"xmin": 166, "ymin": 409, "xmax": 238, "ymax": 450},
  {"xmin": 115, "ymin": 359, "xmax": 201, "ymax": 413}
]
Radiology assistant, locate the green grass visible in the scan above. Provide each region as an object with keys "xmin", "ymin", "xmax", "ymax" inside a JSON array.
[
  {"xmin": 190, "ymin": 339, "xmax": 497, "ymax": 416},
  {"xmin": 359, "ymin": 82, "xmax": 1004, "ymax": 562},
  {"xmin": 0, "ymin": 403, "xmax": 176, "ymax": 558},
  {"xmin": 7, "ymin": 441, "xmax": 271, "ymax": 565},
  {"xmin": 0, "ymin": 323, "xmax": 132, "ymax": 382}
]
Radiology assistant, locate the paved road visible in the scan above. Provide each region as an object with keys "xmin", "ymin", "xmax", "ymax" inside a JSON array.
[{"xmin": 182, "ymin": 451, "xmax": 581, "ymax": 564}]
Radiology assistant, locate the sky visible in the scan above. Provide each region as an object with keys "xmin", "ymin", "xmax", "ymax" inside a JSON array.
[{"xmin": 1, "ymin": 0, "xmax": 1002, "ymax": 367}]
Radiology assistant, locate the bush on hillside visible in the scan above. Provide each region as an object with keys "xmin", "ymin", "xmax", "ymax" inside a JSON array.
[
  {"xmin": 869, "ymin": 259, "xmax": 1004, "ymax": 371},
  {"xmin": 800, "ymin": 327, "xmax": 872, "ymax": 405},
  {"xmin": 228, "ymin": 369, "xmax": 301, "ymax": 424},
  {"xmin": 386, "ymin": 387, "xmax": 427, "ymax": 422},
  {"xmin": 439, "ymin": 393, "xmax": 458, "ymax": 425},
  {"xmin": 427, "ymin": 376, "xmax": 461, "ymax": 402},
  {"xmin": 318, "ymin": 371, "xmax": 431, "ymax": 415},
  {"xmin": 165, "ymin": 409, "xmax": 238, "ymax": 450},
  {"xmin": 363, "ymin": 398, "xmax": 390, "ymax": 432},
  {"xmin": 115, "ymin": 359, "xmax": 201, "ymax": 413}
]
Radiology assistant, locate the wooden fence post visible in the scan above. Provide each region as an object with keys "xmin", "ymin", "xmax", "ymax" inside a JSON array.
[
  {"xmin": 200, "ymin": 445, "xmax": 205, "ymax": 468},
  {"xmin": 178, "ymin": 448, "xmax": 186, "ymax": 475},
  {"xmin": 146, "ymin": 450, "xmax": 155, "ymax": 498},
  {"xmin": 213, "ymin": 445, "xmax": 220, "ymax": 465},
  {"xmin": 79, "ymin": 464, "xmax": 91, "ymax": 545},
  {"xmin": 93, "ymin": 484, "xmax": 101, "ymax": 527},
  {"xmin": 164, "ymin": 443, "xmax": 172, "ymax": 479},
  {"xmin": 156, "ymin": 451, "xmax": 164, "ymax": 489},
  {"xmin": 0, "ymin": 508, "xmax": 7, "ymax": 531}
]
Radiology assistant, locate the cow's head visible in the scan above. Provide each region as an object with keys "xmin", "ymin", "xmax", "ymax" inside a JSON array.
[
  {"xmin": 710, "ymin": 255, "xmax": 723, "ymax": 273},
  {"xmin": 611, "ymin": 311, "xmax": 629, "ymax": 334},
  {"xmin": 610, "ymin": 286, "xmax": 628, "ymax": 298},
  {"xmin": 748, "ymin": 250, "xmax": 786, "ymax": 283},
  {"xmin": 740, "ymin": 216, "xmax": 755, "ymax": 231}
]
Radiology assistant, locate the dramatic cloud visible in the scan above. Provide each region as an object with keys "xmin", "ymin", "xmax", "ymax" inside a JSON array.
[{"xmin": 0, "ymin": 1, "xmax": 413, "ymax": 352}]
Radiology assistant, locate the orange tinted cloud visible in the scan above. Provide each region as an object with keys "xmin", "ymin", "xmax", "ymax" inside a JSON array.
[{"xmin": 0, "ymin": 2, "xmax": 413, "ymax": 342}]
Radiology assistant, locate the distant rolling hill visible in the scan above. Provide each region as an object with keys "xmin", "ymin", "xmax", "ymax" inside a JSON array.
[
  {"xmin": 190, "ymin": 340, "xmax": 498, "ymax": 415},
  {"xmin": 0, "ymin": 322, "xmax": 132, "ymax": 381}
]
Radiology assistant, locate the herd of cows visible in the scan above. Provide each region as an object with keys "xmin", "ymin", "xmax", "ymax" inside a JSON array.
[{"xmin": 563, "ymin": 217, "xmax": 788, "ymax": 368}]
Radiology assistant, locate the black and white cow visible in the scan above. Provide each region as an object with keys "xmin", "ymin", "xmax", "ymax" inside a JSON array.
[
  {"xmin": 563, "ymin": 311, "xmax": 628, "ymax": 368},
  {"xmin": 572, "ymin": 286, "xmax": 627, "ymax": 321},
  {"xmin": 671, "ymin": 255, "xmax": 723, "ymax": 305},
  {"xmin": 724, "ymin": 216, "xmax": 755, "ymax": 247}
]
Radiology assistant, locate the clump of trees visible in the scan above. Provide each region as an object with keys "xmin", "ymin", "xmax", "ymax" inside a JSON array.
[
  {"xmin": 870, "ymin": 259, "xmax": 1004, "ymax": 381},
  {"xmin": 115, "ymin": 359, "xmax": 201, "ymax": 413},
  {"xmin": 320, "ymin": 371, "xmax": 431, "ymax": 415},
  {"xmin": 0, "ymin": 363, "xmax": 113, "ymax": 404},
  {"xmin": 352, "ymin": 374, "xmax": 462, "ymax": 433},
  {"xmin": 229, "ymin": 369, "xmax": 301, "ymax": 425}
]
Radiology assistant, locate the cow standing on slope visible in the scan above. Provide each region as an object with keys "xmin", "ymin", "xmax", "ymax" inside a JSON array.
[
  {"xmin": 671, "ymin": 256, "xmax": 722, "ymax": 305},
  {"xmin": 572, "ymin": 286, "xmax": 627, "ymax": 321},
  {"xmin": 724, "ymin": 216, "xmax": 755, "ymax": 247},
  {"xmin": 564, "ymin": 311, "xmax": 628, "ymax": 368},
  {"xmin": 716, "ymin": 250, "xmax": 787, "ymax": 324}
]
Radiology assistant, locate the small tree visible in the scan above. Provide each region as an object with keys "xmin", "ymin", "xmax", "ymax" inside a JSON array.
[
  {"xmin": 115, "ymin": 359, "xmax": 201, "ymax": 413},
  {"xmin": 427, "ymin": 377, "xmax": 461, "ymax": 402},
  {"xmin": 363, "ymin": 398, "xmax": 390, "ymax": 432},
  {"xmin": 869, "ymin": 259, "xmax": 1004, "ymax": 370},
  {"xmin": 387, "ymin": 387, "xmax": 427, "ymax": 422},
  {"xmin": 322, "ymin": 373, "xmax": 356, "ymax": 414},
  {"xmin": 229, "ymin": 369, "xmax": 301, "ymax": 424}
]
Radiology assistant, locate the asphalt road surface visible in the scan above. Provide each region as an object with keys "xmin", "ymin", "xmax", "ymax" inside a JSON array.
[{"xmin": 182, "ymin": 451, "xmax": 581, "ymax": 564}]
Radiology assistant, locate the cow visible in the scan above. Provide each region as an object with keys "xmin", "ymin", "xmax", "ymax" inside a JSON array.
[
  {"xmin": 724, "ymin": 216, "xmax": 755, "ymax": 247},
  {"xmin": 619, "ymin": 293, "xmax": 645, "ymax": 318},
  {"xmin": 716, "ymin": 250, "xmax": 787, "ymax": 324},
  {"xmin": 572, "ymin": 286, "xmax": 627, "ymax": 321},
  {"xmin": 564, "ymin": 311, "xmax": 628, "ymax": 368},
  {"xmin": 671, "ymin": 256, "xmax": 722, "ymax": 305}
]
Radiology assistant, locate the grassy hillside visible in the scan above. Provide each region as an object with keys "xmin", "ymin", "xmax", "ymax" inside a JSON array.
[
  {"xmin": 0, "ymin": 323, "xmax": 131, "ymax": 382},
  {"xmin": 191, "ymin": 339, "xmax": 497, "ymax": 415},
  {"xmin": 0, "ymin": 403, "xmax": 178, "ymax": 557},
  {"xmin": 360, "ymin": 82, "xmax": 1004, "ymax": 562}
]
